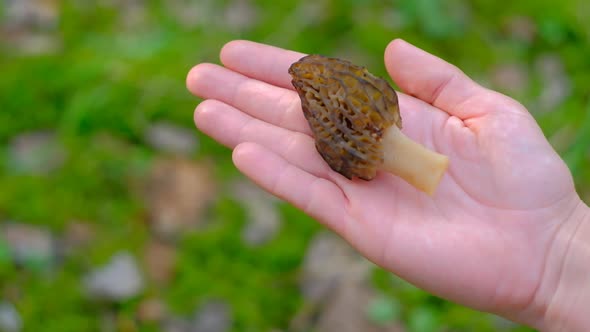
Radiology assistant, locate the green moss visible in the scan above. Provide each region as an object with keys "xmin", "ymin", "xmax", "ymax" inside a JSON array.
[{"xmin": 165, "ymin": 199, "xmax": 318, "ymax": 329}]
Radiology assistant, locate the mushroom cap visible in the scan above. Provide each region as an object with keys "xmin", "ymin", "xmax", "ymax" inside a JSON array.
[{"xmin": 288, "ymin": 54, "xmax": 401, "ymax": 180}]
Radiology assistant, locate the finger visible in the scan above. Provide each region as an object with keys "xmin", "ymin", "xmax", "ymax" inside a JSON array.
[
  {"xmin": 384, "ymin": 39, "xmax": 487, "ymax": 120},
  {"xmin": 232, "ymin": 142, "xmax": 350, "ymax": 234},
  {"xmin": 195, "ymin": 99, "xmax": 334, "ymax": 179},
  {"xmin": 187, "ymin": 63, "xmax": 311, "ymax": 135},
  {"xmin": 216, "ymin": 40, "xmax": 469, "ymax": 146},
  {"xmin": 220, "ymin": 40, "xmax": 305, "ymax": 90}
]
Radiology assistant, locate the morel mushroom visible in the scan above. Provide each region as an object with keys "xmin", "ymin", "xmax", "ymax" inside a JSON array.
[{"xmin": 288, "ymin": 54, "xmax": 449, "ymax": 195}]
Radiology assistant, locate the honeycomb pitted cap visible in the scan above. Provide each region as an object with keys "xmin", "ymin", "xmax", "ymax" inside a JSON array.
[{"xmin": 289, "ymin": 54, "xmax": 402, "ymax": 180}]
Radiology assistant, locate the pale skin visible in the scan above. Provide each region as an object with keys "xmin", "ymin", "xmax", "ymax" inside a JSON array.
[{"xmin": 186, "ymin": 39, "xmax": 590, "ymax": 331}]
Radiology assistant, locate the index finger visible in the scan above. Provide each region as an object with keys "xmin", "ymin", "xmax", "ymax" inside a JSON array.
[{"xmin": 220, "ymin": 40, "xmax": 306, "ymax": 90}]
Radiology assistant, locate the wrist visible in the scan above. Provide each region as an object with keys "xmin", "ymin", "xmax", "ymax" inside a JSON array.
[{"xmin": 536, "ymin": 198, "xmax": 590, "ymax": 331}]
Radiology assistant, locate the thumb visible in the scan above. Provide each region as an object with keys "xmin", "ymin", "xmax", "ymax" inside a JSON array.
[{"xmin": 384, "ymin": 39, "xmax": 485, "ymax": 120}]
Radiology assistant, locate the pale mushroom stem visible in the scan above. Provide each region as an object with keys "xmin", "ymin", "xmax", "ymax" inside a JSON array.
[{"xmin": 381, "ymin": 126, "xmax": 449, "ymax": 195}]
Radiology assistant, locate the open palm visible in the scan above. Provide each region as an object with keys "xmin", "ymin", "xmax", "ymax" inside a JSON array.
[{"xmin": 186, "ymin": 39, "xmax": 581, "ymax": 323}]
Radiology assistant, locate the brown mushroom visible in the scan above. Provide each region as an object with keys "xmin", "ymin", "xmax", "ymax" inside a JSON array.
[{"xmin": 288, "ymin": 54, "xmax": 449, "ymax": 195}]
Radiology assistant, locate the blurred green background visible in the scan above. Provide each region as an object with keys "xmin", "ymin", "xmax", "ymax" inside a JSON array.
[{"xmin": 1, "ymin": 0, "xmax": 589, "ymax": 331}]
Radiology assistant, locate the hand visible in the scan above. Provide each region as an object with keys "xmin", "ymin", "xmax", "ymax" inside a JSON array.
[{"xmin": 186, "ymin": 39, "xmax": 585, "ymax": 328}]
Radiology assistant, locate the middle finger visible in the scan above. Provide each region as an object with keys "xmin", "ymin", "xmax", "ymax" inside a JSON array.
[{"xmin": 187, "ymin": 63, "xmax": 312, "ymax": 135}]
